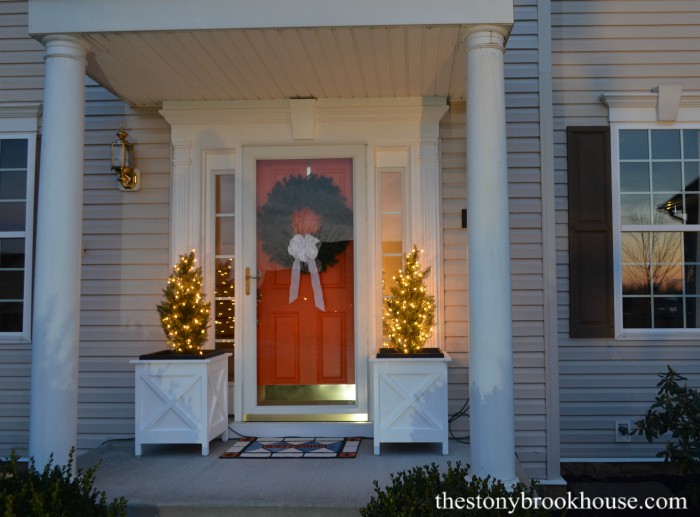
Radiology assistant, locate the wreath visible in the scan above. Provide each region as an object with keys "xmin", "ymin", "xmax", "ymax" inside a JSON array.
[{"xmin": 258, "ymin": 174, "xmax": 353, "ymax": 273}]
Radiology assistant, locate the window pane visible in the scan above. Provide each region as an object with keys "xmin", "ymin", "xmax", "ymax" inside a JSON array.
[
  {"xmin": 0, "ymin": 239, "xmax": 24, "ymax": 268},
  {"xmin": 654, "ymin": 297, "xmax": 683, "ymax": 328},
  {"xmin": 653, "ymin": 194, "xmax": 683, "ymax": 225},
  {"xmin": 622, "ymin": 297, "xmax": 651, "ymax": 328},
  {"xmin": 0, "ymin": 202, "xmax": 25, "ymax": 231},
  {"xmin": 215, "ymin": 258, "xmax": 235, "ymax": 298},
  {"xmin": 0, "ymin": 139, "xmax": 28, "ymax": 169},
  {"xmin": 623, "ymin": 264, "xmax": 650, "ymax": 294},
  {"xmin": 652, "ymin": 162, "xmax": 682, "ymax": 192},
  {"xmin": 381, "ymin": 172, "xmax": 402, "ymax": 213},
  {"xmin": 685, "ymin": 296, "xmax": 700, "ymax": 328},
  {"xmin": 654, "ymin": 263, "xmax": 682, "ymax": 295},
  {"xmin": 0, "ymin": 170, "xmax": 26, "ymax": 200},
  {"xmin": 685, "ymin": 262, "xmax": 700, "ymax": 295},
  {"xmin": 214, "ymin": 300, "xmax": 235, "ymax": 339},
  {"xmin": 651, "ymin": 232, "xmax": 682, "ymax": 264},
  {"xmin": 216, "ymin": 216, "xmax": 235, "ymax": 255},
  {"xmin": 620, "ymin": 194, "xmax": 650, "ymax": 224},
  {"xmin": 620, "ymin": 162, "xmax": 649, "ymax": 192},
  {"xmin": 683, "ymin": 130, "xmax": 700, "ymax": 159},
  {"xmin": 382, "ymin": 255, "xmax": 403, "ymax": 296},
  {"xmin": 216, "ymin": 175, "xmax": 235, "ymax": 214},
  {"xmin": 684, "ymin": 162, "xmax": 699, "ymax": 191},
  {"xmin": 620, "ymin": 130, "xmax": 648, "ymax": 160},
  {"xmin": 0, "ymin": 271, "xmax": 23, "ymax": 299},
  {"xmin": 651, "ymin": 130, "xmax": 681, "ymax": 159},
  {"xmin": 381, "ymin": 213, "xmax": 401, "ymax": 244},
  {"xmin": 622, "ymin": 232, "xmax": 650, "ymax": 263},
  {"xmin": 0, "ymin": 302, "xmax": 22, "ymax": 332}
]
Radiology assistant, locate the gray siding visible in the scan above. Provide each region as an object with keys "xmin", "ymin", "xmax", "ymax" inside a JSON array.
[
  {"xmin": 79, "ymin": 84, "xmax": 171, "ymax": 449},
  {"xmin": 553, "ymin": 0, "xmax": 700, "ymax": 459},
  {"xmin": 0, "ymin": 0, "xmax": 43, "ymax": 458},
  {"xmin": 440, "ymin": 0, "xmax": 548, "ymax": 480}
]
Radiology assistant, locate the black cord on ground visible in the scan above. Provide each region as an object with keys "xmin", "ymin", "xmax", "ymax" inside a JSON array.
[
  {"xmin": 99, "ymin": 437, "xmax": 135, "ymax": 447},
  {"xmin": 228, "ymin": 425, "xmax": 254, "ymax": 439},
  {"xmin": 448, "ymin": 398, "xmax": 470, "ymax": 444}
]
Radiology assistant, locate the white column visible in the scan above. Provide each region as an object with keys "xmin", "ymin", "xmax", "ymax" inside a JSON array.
[
  {"xmin": 29, "ymin": 35, "xmax": 88, "ymax": 468},
  {"xmin": 465, "ymin": 26, "xmax": 517, "ymax": 486}
]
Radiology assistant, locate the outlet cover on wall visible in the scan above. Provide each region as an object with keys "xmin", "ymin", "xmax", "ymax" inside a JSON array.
[{"xmin": 615, "ymin": 420, "xmax": 632, "ymax": 442}]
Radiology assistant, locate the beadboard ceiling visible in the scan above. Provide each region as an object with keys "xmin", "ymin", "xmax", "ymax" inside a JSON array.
[{"xmin": 82, "ymin": 26, "xmax": 470, "ymax": 107}]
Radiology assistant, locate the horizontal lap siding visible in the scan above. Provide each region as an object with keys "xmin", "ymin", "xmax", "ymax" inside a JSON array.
[
  {"xmin": 78, "ymin": 84, "xmax": 171, "ymax": 449},
  {"xmin": 552, "ymin": 0, "xmax": 700, "ymax": 460},
  {"xmin": 440, "ymin": 0, "xmax": 547, "ymax": 479},
  {"xmin": 0, "ymin": 0, "xmax": 43, "ymax": 457}
]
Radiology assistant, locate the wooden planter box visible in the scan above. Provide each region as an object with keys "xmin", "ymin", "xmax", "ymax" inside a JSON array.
[
  {"xmin": 131, "ymin": 351, "xmax": 231, "ymax": 456},
  {"xmin": 370, "ymin": 351, "xmax": 451, "ymax": 455}
]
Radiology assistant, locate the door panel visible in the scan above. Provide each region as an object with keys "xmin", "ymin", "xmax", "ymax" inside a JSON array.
[{"xmin": 255, "ymin": 158, "xmax": 354, "ymax": 404}]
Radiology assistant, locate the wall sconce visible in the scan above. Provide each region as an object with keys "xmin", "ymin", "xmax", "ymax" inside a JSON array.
[{"xmin": 111, "ymin": 127, "xmax": 140, "ymax": 191}]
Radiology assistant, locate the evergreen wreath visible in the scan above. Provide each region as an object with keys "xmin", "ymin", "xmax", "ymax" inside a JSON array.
[{"xmin": 258, "ymin": 174, "xmax": 353, "ymax": 272}]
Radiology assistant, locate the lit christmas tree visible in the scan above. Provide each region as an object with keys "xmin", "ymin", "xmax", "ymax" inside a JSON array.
[
  {"xmin": 157, "ymin": 250, "xmax": 211, "ymax": 354},
  {"xmin": 383, "ymin": 246, "xmax": 436, "ymax": 354}
]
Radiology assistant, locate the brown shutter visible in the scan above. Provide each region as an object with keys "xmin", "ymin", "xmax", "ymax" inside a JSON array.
[{"xmin": 567, "ymin": 126, "xmax": 614, "ymax": 338}]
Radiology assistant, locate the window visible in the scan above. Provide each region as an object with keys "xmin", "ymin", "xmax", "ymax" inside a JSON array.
[
  {"xmin": 380, "ymin": 170, "xmax": 404, "ymax": 297},
  {"xmin": 613, "ymin": 127, "xmax": 700, "ymax": 333},
  {"xmin": 0, "ymin": 136, "xmax": 35, "ymax": 339},
  {"xmin": 213, "ymin": 173, "xmax": 236, "ymax": 348}
]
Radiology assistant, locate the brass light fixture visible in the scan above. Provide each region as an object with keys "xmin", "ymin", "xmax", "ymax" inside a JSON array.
[{"xmin": 111, "ymin": 127, "xmax": 139, "ymax": 191}]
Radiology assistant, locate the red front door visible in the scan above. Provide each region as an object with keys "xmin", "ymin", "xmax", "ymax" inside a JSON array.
[{"xmin": 255, "ymin": 159, "xmax": 355, "ymax": 402}]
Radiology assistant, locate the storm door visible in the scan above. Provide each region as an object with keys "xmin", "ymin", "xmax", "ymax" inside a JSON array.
[{"xmin": 242, "ymin": 155, "xmax": 363, "ymax": 420}]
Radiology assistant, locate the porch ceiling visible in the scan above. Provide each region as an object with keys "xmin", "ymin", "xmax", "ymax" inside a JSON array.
[
  {"xmin": 81, "ymin": 26, "xmax": 475, "ymax": 107},
  {"xmin": 29, "ymin": 0, "xmax": 514, "ymax": 107}
]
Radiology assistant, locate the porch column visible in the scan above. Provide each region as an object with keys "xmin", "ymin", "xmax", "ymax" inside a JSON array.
[
  {"xmin": 464, "ymin": 26, "xmax": 517, "ymax": 485},
  {"xmin": 29, "ymin": 35, "xmax": 88, "ymax": 468}
]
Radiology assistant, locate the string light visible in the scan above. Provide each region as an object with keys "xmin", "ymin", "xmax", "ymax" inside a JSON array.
[
  {"xmin": 382, "ymin": 246, "xmax": 436, "ymax": 354},
  {"xmin": 156, "ymin": 250, "xmax": 211, "ymax": 354}
]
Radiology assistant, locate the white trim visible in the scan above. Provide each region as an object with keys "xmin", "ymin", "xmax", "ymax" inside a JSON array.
[
  {"xmin": 602, "ymin": 91, "xmax": 700, "ymax": 123},
  {"xmin": 561, "ymin": 457, "xmax": 665, "ymax": 463},
  {"xmin": 28, "ymin": 0, "xmax": 514, "ymax": 34},
  {"xmin": 239, "ymin": 144, "xmax": 369, "ymax": 421},
  {"xmin": 537, "ymin": 0, "xmax": 561, "ymax": 484},
  {"xmin": 610, "ymin": 122, "xmax": 700, "ymax": 339}
]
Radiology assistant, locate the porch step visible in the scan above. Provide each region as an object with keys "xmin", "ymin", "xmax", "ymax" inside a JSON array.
[{"xmin": 129, "ymin": 504, "xmax": 361, "ymax": 517}]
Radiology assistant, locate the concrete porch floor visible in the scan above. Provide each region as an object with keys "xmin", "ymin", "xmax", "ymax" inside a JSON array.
[{"xmin": 78, "ymin": 435, "xmax": 472, "ymax": 516}]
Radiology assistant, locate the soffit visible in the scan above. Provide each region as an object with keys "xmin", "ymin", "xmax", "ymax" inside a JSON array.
[{"xmin": 81, "ymin": 26, "xmax": 480, "ymax": 107}]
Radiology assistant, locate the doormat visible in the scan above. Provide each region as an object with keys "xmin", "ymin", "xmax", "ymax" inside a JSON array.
[{"xmin": 220, "ymin": 437, "xmax": 361, "ymax": 458}]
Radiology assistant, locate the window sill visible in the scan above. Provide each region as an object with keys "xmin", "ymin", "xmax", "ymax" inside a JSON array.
[
  {"xmin": 615, "ymin": 329, "xmax": 700, "ymax": 341},
  {"xmin": 0, "ymin": 334, "xmax": 31, "ymax": 345}
]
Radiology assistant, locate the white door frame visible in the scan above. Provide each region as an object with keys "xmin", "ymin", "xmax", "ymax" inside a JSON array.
[
  {"xmin": 160, "ymin": 97, "xmax": 447, "ymax": 432},
  {"xmin": 239, "ymin": 144, "xmax": 369, "ymax": 422}
]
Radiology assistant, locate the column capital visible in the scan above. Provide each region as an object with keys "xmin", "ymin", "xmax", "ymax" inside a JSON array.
[
  {"xmin": 463, "ymin": 25, "xmax": 509, "ymax": 53},
  {"xmin": 41, "ymin": 34, "xmax": 89, "ymax": 63}
]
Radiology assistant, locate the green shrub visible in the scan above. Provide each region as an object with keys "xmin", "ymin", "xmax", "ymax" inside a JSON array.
[
  {"xmin": 632, "ymin": 365, "xmax": 700, "ymax": 474},
  {"xmin": 0, "ymin": 448, "xmax": 127, "ymax": 517},
  {"xmin": 360, "ymin": 461, "xmax": 549, "ymax": 516}
]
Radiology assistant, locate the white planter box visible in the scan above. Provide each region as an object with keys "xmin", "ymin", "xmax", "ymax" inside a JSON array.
[
  {"xmin": 131, "ymin": 352, "xmax": 231, "ymax": 456},
  {"xmin": 371, "ymin": 352, "xmax": 451, "ymax": 455}
]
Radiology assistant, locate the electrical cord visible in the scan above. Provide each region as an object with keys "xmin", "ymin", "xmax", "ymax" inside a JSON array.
[{"xmin": 448, "ymin": 398, "xmax": 470, "ymax": 444}]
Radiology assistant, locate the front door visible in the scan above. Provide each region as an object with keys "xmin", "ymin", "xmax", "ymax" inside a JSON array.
[{"xmin": 249, "ymin": 157, "xmax": 357, "ymax": 415}]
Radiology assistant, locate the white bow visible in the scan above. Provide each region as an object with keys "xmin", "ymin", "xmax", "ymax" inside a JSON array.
[{"xmin": 287, "ymin": 234, "xmax": 325, "ymax": 311}]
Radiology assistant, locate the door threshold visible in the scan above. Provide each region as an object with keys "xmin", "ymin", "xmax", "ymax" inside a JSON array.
[{"xmin": 228, "ymin": 421, "xmax": 373, "ymax": 438}]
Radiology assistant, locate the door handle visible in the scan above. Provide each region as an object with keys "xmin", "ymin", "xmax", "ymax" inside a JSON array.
[{"xmin": 245, "ymin": 267, "xmax": 260, "ymax": 295}]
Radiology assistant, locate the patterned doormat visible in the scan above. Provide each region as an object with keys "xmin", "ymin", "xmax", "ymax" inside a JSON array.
[{"xmin": 220, "ymin": 437, "xmax": 361, "ymax": 458}]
